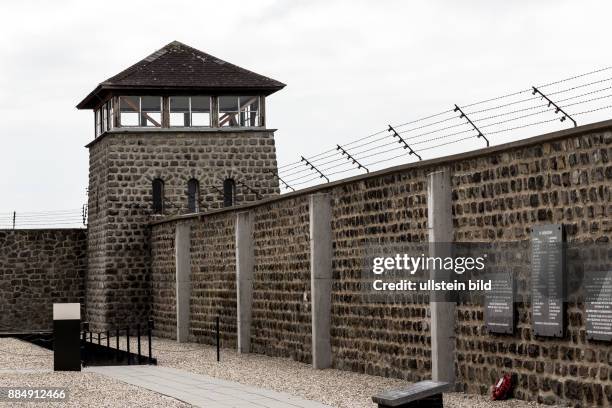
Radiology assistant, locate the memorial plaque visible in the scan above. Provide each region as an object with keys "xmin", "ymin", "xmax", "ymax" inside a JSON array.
[
  {"xmin": 585, "ymin": 270, "xmax": 612, "ymax": 341},
  {"xmin": 531, "ymin": 224, "xmax": 565, "ymax": 337},
  {"xmin": 485, "ymin": 273, "xmax": 515, "ymax": 334}
]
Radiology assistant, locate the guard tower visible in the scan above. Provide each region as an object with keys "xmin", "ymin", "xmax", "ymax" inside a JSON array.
[{"xmin": 77, "ymin": 41, "xmax": 285, "ymax": 330}]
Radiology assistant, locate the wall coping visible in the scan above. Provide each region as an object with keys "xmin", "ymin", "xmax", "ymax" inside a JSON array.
[
  {"xmin": 85, "ymin": 127, "xmax": 278, "ymax": 148},
  {"xmin": 0, "ymin": 228, "xmax": 87, "ymax": 232},
  {"xmin": 150, "ymin": 118, "xmax": 612, "ymax": 227}
]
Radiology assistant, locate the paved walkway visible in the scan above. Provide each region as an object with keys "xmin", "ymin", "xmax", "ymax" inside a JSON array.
[{"xmin": 87, "ymin": 365, "xmax": 332, "ymax": 408}]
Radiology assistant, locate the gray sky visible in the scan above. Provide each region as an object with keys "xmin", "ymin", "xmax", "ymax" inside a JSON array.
[{"xmin": 0, "ymin": 0, "xmax": 610, "ymax": 220}]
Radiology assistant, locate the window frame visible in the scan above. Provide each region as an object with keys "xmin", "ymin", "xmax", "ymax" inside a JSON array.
[
  {"xmin": 218, "ymin": 96, "xmax": 262, "ymax": 128},
  {"xmin": 223, "ymin": 178, "xmax": 236, "ymax": 207},
  {"xmin": 119, "ymin": 96, "xmax": 163, "ymax": 128},
  {"xmin": 187, "ymin": 178, "xmax": 200, "ymax": 213},
  {"xmin": 140, "ymin": 96, "xmax": 163, "ymax": 127},
  {"xmin": 152, "ymin": 178, "xmax": 165, "ymax": 214},
  {"xmin": 169, "ymin": 96, "xmax": 211, "ymax": 128}
]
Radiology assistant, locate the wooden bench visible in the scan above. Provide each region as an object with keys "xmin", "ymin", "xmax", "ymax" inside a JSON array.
[{"xmin": 372, "ymin": 380, "xmax": 452, "ymax": 408}]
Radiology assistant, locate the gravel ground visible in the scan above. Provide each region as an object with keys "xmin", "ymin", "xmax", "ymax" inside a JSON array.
[
  {"xmin": 0, "ymin": 336, "xmax": 565, "ymax": 408},
  {"xmin": 0, "ymin": 338, "xmax": 190, "ymax": 407},
  {"xmin": 108, "ymin": 336, "xmax": 561, "ymax": 408}
]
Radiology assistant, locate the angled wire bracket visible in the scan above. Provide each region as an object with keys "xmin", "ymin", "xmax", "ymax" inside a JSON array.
[
  {"xmin": 336, "ymin": 144, "xmax": 369, "ymax": 173},
  {"xmin": 453, "ymin": 104, "xmax": 490, "ymax": 147},
  {"xmin": 531, "ymin": 86, "xmax": 577, "ymax": 127},
  {"xmin": 237, "ymin": 180, "xmax": 263, "ymax": 199},
  {"xmin": 387, "ymin": 125, "xmax": 422, "ymax": 160},
  {"xmin": 301, "ymin": 156, "xmax": 330, "ymax": 183},
  {"xmin": 210, "ymin": 185, "xmax": 223, "ymax": 195},
  {"xmin": 265, "ymin": 169, "xmax": 295, "ymax": 191}
]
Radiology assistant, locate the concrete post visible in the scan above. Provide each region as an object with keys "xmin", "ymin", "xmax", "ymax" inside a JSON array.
[
  {"xmin": 310, "ymin": 193, "xmax": 333, "ymax": 369},
  {"xmin": 236, "ymin": 211, "xmax": 254, "ymax": 354},
  {"xmin": 427, "ymin": 169, "xmax": 455, "ymax": 384},
  {"xmin": 175, "ymin": 223, "xmax": 191, "ymax": 343}
]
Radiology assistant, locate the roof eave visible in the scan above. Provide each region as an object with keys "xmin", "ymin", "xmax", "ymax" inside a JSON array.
[{"xmin": 76, "ymin": 83, "xmax": 286, "ymax": 110}]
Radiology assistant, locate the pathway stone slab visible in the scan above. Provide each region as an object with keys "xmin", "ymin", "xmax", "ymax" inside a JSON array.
[{"xmin": 86, "ymin": 365, "xmax": 331, "ymax": 408}]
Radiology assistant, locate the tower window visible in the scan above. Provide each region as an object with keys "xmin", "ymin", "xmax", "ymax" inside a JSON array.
[
  {"xmin": 219, "ymin": 96, "xmax": 260, "ymax": 127},
  {"xmin": 141, "ymin": 97, "xmax": 162, "ymax": 127},
  {"xmin": 152, "ymin": 179, "xmax": 164, "ymax": 214},
  {"xmin": 95, "ymin": 109, "xmax": 102, "ymax": 137},
  {"xmin": 119, "ymin": 96, "xmax": 162, "ymax": 127},
  {"xmin": 119, "ymin": 96, "xmax": 140, "ymax": 126},
  {"xmin": 223, "ymin": 178, "xmax": 236, "ymax": 207},
  {"xmin": 187, "ymin": 178, "xmax": 199, "ymax": 213},
  {"xmin": 169, "ymin": 96, "xmax": 211, "ymax": 127}
]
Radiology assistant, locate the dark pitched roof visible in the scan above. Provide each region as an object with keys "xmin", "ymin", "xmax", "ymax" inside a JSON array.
[{"xmin": 77, "ymin": 41, "xmax": 286, "ymax": 109}]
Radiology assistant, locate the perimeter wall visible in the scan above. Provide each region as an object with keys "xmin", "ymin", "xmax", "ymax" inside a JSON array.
[
  {"xmin": 0, "ymin": 229, "xmax": 87, "ymax": 331},
  {"xmin": 150, "ymin": 121, "xmax": 612, "ymax": 406}
]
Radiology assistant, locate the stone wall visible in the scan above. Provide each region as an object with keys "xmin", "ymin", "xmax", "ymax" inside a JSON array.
[
  {"xmin": 150, "ymin": 221, "xmax": 176, "ymax": 339},
  {"xmin": 0, "ymin": 229, "xmax": 87, "ymax": 331},
  {"xmin": 87, "ymin": 129, "xmax": 279, "ymax": 330},
  {"xmin": 452, "ymin": 131, "xmax": 612, "ymax": 405},
  {"xmin": 189, "ymin": 212, "xmax": 237, "ymax": 346},
  {"xmin": 150, "ymin": 121, "xmax": 612, "ymax": 406},
  {"xmin": 250, "ymin": 196, "xmax": 311, "ymax": 362}
]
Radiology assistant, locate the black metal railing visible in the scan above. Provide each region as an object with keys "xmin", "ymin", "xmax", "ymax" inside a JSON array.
[{"xmin": 81, "ymin": 319, "xmax": 156, "ymax": 366}]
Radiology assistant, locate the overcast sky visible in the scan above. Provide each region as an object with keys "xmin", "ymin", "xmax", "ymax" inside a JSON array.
[{"xmin": 0, "ymin": 0, "xmax": 610, "ymax": 219}]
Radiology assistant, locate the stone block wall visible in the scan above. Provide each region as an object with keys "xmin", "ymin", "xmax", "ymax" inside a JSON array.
[
  {"xmin": 329, "ymin": 172, "xmax": 431, "ymax": 380},
  {"xmin": 150, "ymin": 121, "xmax": 612, "ymax": 406},
  {"xmin": 452, "ymin": 131, "xmax": 612, "ymax": 406},
  {"xmin": 150, "ymin": 221, "xmax": 176, "ymax": 339},
  {"xmin": 189, "ymin": 212, "xmax": 237, "ymax": 346},
  {"xmin": 250, "ymin": 196, "xmax": 311, "ymax": 362},
  {"xmin": 87, "ymin": 129, "xmax": 279, "ymax": 330},
  {"xmin": 0, "ymin": 229, "xmax": 87, "ymax": 331}
]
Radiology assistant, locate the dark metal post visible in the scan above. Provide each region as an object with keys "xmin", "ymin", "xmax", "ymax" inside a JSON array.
[
  {"xmin": 137, "ymin": 324, "xmax": 141, "ymax": 364},
  {"xmin": 216, "ymin": 316, "xmax": 220, "ymax": 362},
  {"xmin": 97, "ymin": 332, "xmax": 101, "ymax": 344},
  {"xmin": 12, "ymin": 211, "xmax": 15, "ymax": 230},
  {"xmin": 81, "ymin": 321, "xmax": 88, "ymax": 366},
  {"xmin": 148, "ymin": 319, "xmax": 153, "ymax": 364},
  {"xmin": 89, "ymin": 332, "xmax": 92, "ymax": 343},
  {"xmin": 106, "ymin": 330, "xmax": 110, "ymax": 348},
  {"xmin": 116, "ymin": 328, "xmax": 120, "ymax": 361},
  {"xmin": 126, "ymin": 327, "xmax": 130, "ymax": 365}
]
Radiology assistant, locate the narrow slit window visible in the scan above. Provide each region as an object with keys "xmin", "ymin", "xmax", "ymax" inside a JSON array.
[
  {"xmin": 107, "ymin": 101, "xmax": 114, "ymax": 130},
  {"xmin": 187, "ymin": 178, "xmax": 199, "ymax": 213},
  {"xmin": 119, "ymin": 96, "xmax": 140, "ymax": 126},
  {"xmin": 152, "ymin": 179, "xmax": 164, "ymax": 214},
  {"xmin": 102, "ymin": 104, "xmax": 108, "ymax": 132},
  {"xmin": 223, "ymin": 178, "xmax": 236, "ymax": 207},
  {"xmin": 95, "ymin": 109, "xmax": 101, "ymax": 137}
]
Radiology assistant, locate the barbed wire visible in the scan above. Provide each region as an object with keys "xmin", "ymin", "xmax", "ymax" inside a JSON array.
[{"xmin": 275, "ymin": 67, "xmax": 612, "ymax": 191}]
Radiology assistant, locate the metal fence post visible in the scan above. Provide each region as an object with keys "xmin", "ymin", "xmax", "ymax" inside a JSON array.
[
  {"xmin": 216, "ymin": 316, "xmax": 220, "ymax": 362},
  {"xmin": 126, "ymin": 327, "xmax": 130, "ymax": 365},
  {"xmin": 148, "ymin": 319, "xmax": 154, "ymax": 364},
  {"xmin": 116, "ymin": 328, "xmax": 120, "ymax": 361},
  {"xmin": 137, "ymin": 324, "xmax": 141, "ymax": 364}
]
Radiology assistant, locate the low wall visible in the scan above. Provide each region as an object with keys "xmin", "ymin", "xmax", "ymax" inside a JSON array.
[
  {"xmin": 0, "ymin": 229, "xmax": 87, "ymax": 331},
  {"xmin": 150, "ymin": 120, "xmax": 612, "ymax": 405}
]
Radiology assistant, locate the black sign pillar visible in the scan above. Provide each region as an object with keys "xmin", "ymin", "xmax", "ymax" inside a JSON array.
[
  {"xmin": 531, "ymin": 224, "xmax": 565, "ymax": 338},
  {"xmin": 53, "ymin": 303, "xmax": 82, "ymax": 371}
]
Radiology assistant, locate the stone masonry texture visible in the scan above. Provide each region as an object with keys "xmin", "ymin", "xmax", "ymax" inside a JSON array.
[
  {"xmin": 87, "ymin": 129, "xmax": 279, "ymax": 331},
  {"xmin": 150, "ymin": 123, "xmax": 611, "ymax": 406},
  {"xmin": 0, "ymin": 229, "xmax": 87, "ymax": 331}
]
